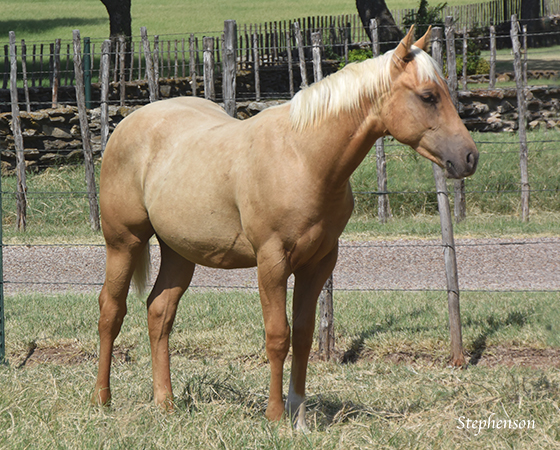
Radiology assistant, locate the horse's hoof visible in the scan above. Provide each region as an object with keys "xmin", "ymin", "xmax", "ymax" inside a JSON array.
[
  {"xmin": 91, "ymin": 388, "xmax": 111, "ymax": 407},
  {"xmin": 265, "ymin": 404, "xmax": 285, "ymax": 422}
]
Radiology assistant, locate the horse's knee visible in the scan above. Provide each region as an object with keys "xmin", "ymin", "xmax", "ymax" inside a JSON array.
[{"xmin": 266, "ymin": 325, "xmax": 291, "ymax": 360}]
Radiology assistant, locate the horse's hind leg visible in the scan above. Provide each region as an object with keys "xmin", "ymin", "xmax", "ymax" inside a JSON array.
[
  {"xmin": 92, "ymin": 234, "xmax": 152, "ymax": 406},
  {"xmin": 147, "ymin": 239, "xmax": 195, "ymax": 408}
]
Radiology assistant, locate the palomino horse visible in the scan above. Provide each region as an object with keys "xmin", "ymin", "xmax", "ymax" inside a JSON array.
[{"xmin": 92, "ymin": 26, "xmax": 478, "ymax": 429}]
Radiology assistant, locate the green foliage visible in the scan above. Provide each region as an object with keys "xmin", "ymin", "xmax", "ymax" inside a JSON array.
[
  {"xmin": 338, "ymin": 48, "xmax": 373, "ymax": 69},
  {"xmin": 455, "ymin": 27, "xmax": 491, "ymax": 76},
  {"xmin": 403, "ymin": 0, "xmax": 447, "ymax": 38}
]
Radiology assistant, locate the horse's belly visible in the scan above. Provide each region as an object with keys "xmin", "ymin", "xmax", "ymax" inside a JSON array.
[{"xmin": 156, "ymin": 226, "xmax": 257, "ymax": 269}]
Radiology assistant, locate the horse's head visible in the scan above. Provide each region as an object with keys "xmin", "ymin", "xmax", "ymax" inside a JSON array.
[{"xmin": 380, "ymin": 26, "xmax": 478, "ymax": 179}]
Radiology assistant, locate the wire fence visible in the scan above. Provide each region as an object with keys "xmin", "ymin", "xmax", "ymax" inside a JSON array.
[{"xmin": 0, "ymin": 18, "xmax": 558, "ymax": 290}]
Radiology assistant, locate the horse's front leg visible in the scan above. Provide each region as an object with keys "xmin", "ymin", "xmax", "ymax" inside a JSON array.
[
  {"xmin": 256, "ymin": 249, "xmax": 291, "ymax": 422},
  {"xmin": 288, "ymin": 245, "xmax": 338, "ymax": 430}
]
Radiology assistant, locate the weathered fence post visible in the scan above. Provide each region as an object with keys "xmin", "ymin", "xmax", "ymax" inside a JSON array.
[
  {"xmin": 311, "ymin": 38, "xmax": 335, "ymax": 361},
  {"xmin": 489, "ymin": 25, "xmax": 496, "ymax": 89},
  {"xmin": 432, "ymin": 26, "xmax": 465, "ymax": 368},
  {"xmin": 100, "ymin": 40, "xmax": 111, "ymax": 156},
  {"xmin": 83, "ymin": 37, "xmax": 92, "ymax": 109},
  {"xmin": 223, "ymin": 20, "xmax": 237, "ymax": 117},
  {"xmin": 118, "ymin": 36, "xmax": 126, "ymax": 107},
  {"xmin": 311, "ymin": 31, "xmax": 323, "ymax": 82},
  {"xmin": 203, "ymin": 37, "xmax": 216, "ymax": 101},
  {"xmin": 444, "ymin": 17, "xmax": 466, "ymax": 224},
  {"xmin": 52, "ymin": 39, "xmax": 61, "ymax": 108},
  {"xmin": 72, "ymin": 29, "xmax": 100, "ymax": 232},
  {"xmin": 370, "ymin": 19, "xmax": 391, "ymax": 223},
  {"xmin": 286, "ymin": 30, "xmax": 295, "ymax": 98},
  {"xmin": 253, "ymin": 33, "xmax": 261, "ymax": 101},
  {"xmin": 318, "ymin": 272, "xmax": 335, "ymax": 361},
  {"xmin": 189, "ymin": 34, "xmax": 198, "ymax": 97},
  {"xmin": 153, "ymin": 36, "xmax": 161, "ymax": 97},
  {"xmin": 140, "ymin": 27, "xmax": 158, "ymax": 102},
  {"xmin": 293, "ymin": 22, "xmax": 308, "ymax": 88},
  {"xmin": 511, "ymin": 15, "xmax": 530, "ymax": 222},
  {"xmin": 461, "ymin": 27, "xmax": 468, "ymax": 91},
  {"xmin": 9, "ymin": 32, "xmax": 27, "ymax": 232},
  {"xmin": 370, "ymin": 18, "xmax": 379, "ymax": 57}
]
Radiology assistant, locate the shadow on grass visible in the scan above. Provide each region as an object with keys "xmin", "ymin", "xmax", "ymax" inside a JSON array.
[
  {"xmin": 0, "ymin": 18, "xmax": 106, "ymax": 38},
  {"xmin": 341, "ymin": 307, "xmax": 532, "ymax": 366},
  {"xmin": 341, "ymin": 306, "xmax": 435, "ymax": 364},
  {"xmin": 467, "ymin": 311, "xmax": 528, "ymax": 366}
]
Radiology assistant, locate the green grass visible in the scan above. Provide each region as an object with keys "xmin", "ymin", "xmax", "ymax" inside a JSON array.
[
  {"xmin": 1, "ymin": 290, "xmax": 559, "ymax": 448},
  {"xmin": 0, "ymin": 0, "xmax": 493, "ymax": 43}
]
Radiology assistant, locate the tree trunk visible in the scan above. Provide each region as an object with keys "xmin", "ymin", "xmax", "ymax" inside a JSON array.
[
  {"xmin": 100, "ymin": 0, "xmax": 132, "ymax": 40},
  {"xmin": 100, "ymin": 0, "xmax": 132, "ymax": 68},
  {"xmin": 520, "ymin": 0, "xmax": 542, "ymax": 47},
  {"xmin": 356, "ymin": 0, "xmax": 403, "ymax": 51}
]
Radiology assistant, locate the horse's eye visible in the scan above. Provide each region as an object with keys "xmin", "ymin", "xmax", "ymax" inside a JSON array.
[{"xmin": 420, "ymin": 93, "xmax": 437, "ymax": 104}]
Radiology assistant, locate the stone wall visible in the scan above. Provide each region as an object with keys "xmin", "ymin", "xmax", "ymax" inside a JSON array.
[{"xmin": 0, "ymin": 85, "xmax": 559, "ymax": 172}]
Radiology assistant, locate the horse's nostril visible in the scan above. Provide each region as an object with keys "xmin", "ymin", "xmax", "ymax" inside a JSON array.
[{"xmin": 466, "ymin": 152, "xmax": 478, "ymax": 173}]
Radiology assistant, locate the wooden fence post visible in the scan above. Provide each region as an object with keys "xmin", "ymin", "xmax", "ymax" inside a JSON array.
[
  {"xmin": 286, "ymin": 30, "xmax": 295, "ymax": 98},
  {"xmin": 445, "ymin": 17, "xmax": 466, "ymax": 224},
  {"xmin": 462, "ymin": 27, "xmax": 468, "ymax": 91},
  {"xmin": 318, "ymin": 272, "xmax": 335, "ymax": 361},
  {"xmin": 189, "ymin": 34, "xmax": 198, "ymax": 97},
  {"xmin": 83, "ymin": 37, "xmax": 92, "ymax": 109},
  {"xmin": 293, "ymin": 22, "xmax": 308, "ymax": 88},
  {"xmin": 118, "ymin": 36, "xmax": 126, "ymax": 107},
  {"xmin": 489, "ymin": 25, "xmax": 496, "ymax": 89},
  {"xmin": 100, "ymin": 40, "xmax": 111, "ymax": 156},
  {"xmin": 223, "ymin": 20, "xmax": 237, "ymax": 117},
  {"xmin": 431, "ymin": 26, "xmax": 465, "ymax": 368},
  {"xmin": 203, "ymin": 37, "xmax": 216, "ymax": 101},
  {"xmin": 311, "ymin": 31, "xmax": 323, "ymax": 82},
  {"xmin": 511, "ymin": 15, "xmax": 530, "ymax": 222},
  {"xmin": 253, "ymin": 33, "xmax": 261, "ymax": 101},
  {"xmin": 311, "ymin": 38, "xmax": 335, "ymax": 361},
  {"xmin": 140, "ymin": 27, "xmax": 158, "ymax": 102},
  {"xmin": 52, "ymin": 39, "xmax": 61, "ymax": 108},
  {"xmin": 72, "ymin": 29, "xmax": 100, "ymax": 232},
  {"xmin": 153, "ymin": 36, "xmax": 160, "ymax": 97},
  {"xmin": 9, "ymin": 32, "xmax": 27, "ymax": 232},
  {"xmin": 370, "ymin": 19, "xmax": 391, "ymax": 223},
  {"xmin": 370, "ymin": 18, "xmax": 379, "ymax": 57}
]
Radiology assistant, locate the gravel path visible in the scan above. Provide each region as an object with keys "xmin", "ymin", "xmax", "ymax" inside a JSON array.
[{"xmin": 4, "ymin": 237, "xmax": 559, "ymax": 294}]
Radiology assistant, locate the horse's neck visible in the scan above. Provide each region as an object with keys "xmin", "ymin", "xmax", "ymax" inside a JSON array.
[{"xmin": 296, "ymin": 108, "xmax": 385, "ymax": 190}]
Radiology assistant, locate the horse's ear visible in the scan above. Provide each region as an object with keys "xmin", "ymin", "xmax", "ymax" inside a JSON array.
[
  {"xmin": 414, "ymin": 26, "xmax": 432, "ymax": 52},
  {"xmin": 392, "ymin": 25, "xmax": 415, "ymax": 70}
]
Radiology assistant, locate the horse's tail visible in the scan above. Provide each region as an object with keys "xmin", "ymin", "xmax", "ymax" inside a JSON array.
[{"xmin": 132, "ymin": 243, "xmax": 150, "ymax": 295}]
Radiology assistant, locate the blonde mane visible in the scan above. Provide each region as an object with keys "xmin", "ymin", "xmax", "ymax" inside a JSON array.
[{"xmin": 289, "ymin": 46, "xmax": 443, "ymax": 131}]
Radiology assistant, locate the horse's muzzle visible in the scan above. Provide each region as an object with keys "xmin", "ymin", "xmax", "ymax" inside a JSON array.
[{"xmin": 445, "ymin": 149, "xmax": 478, "ymax": 179}]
